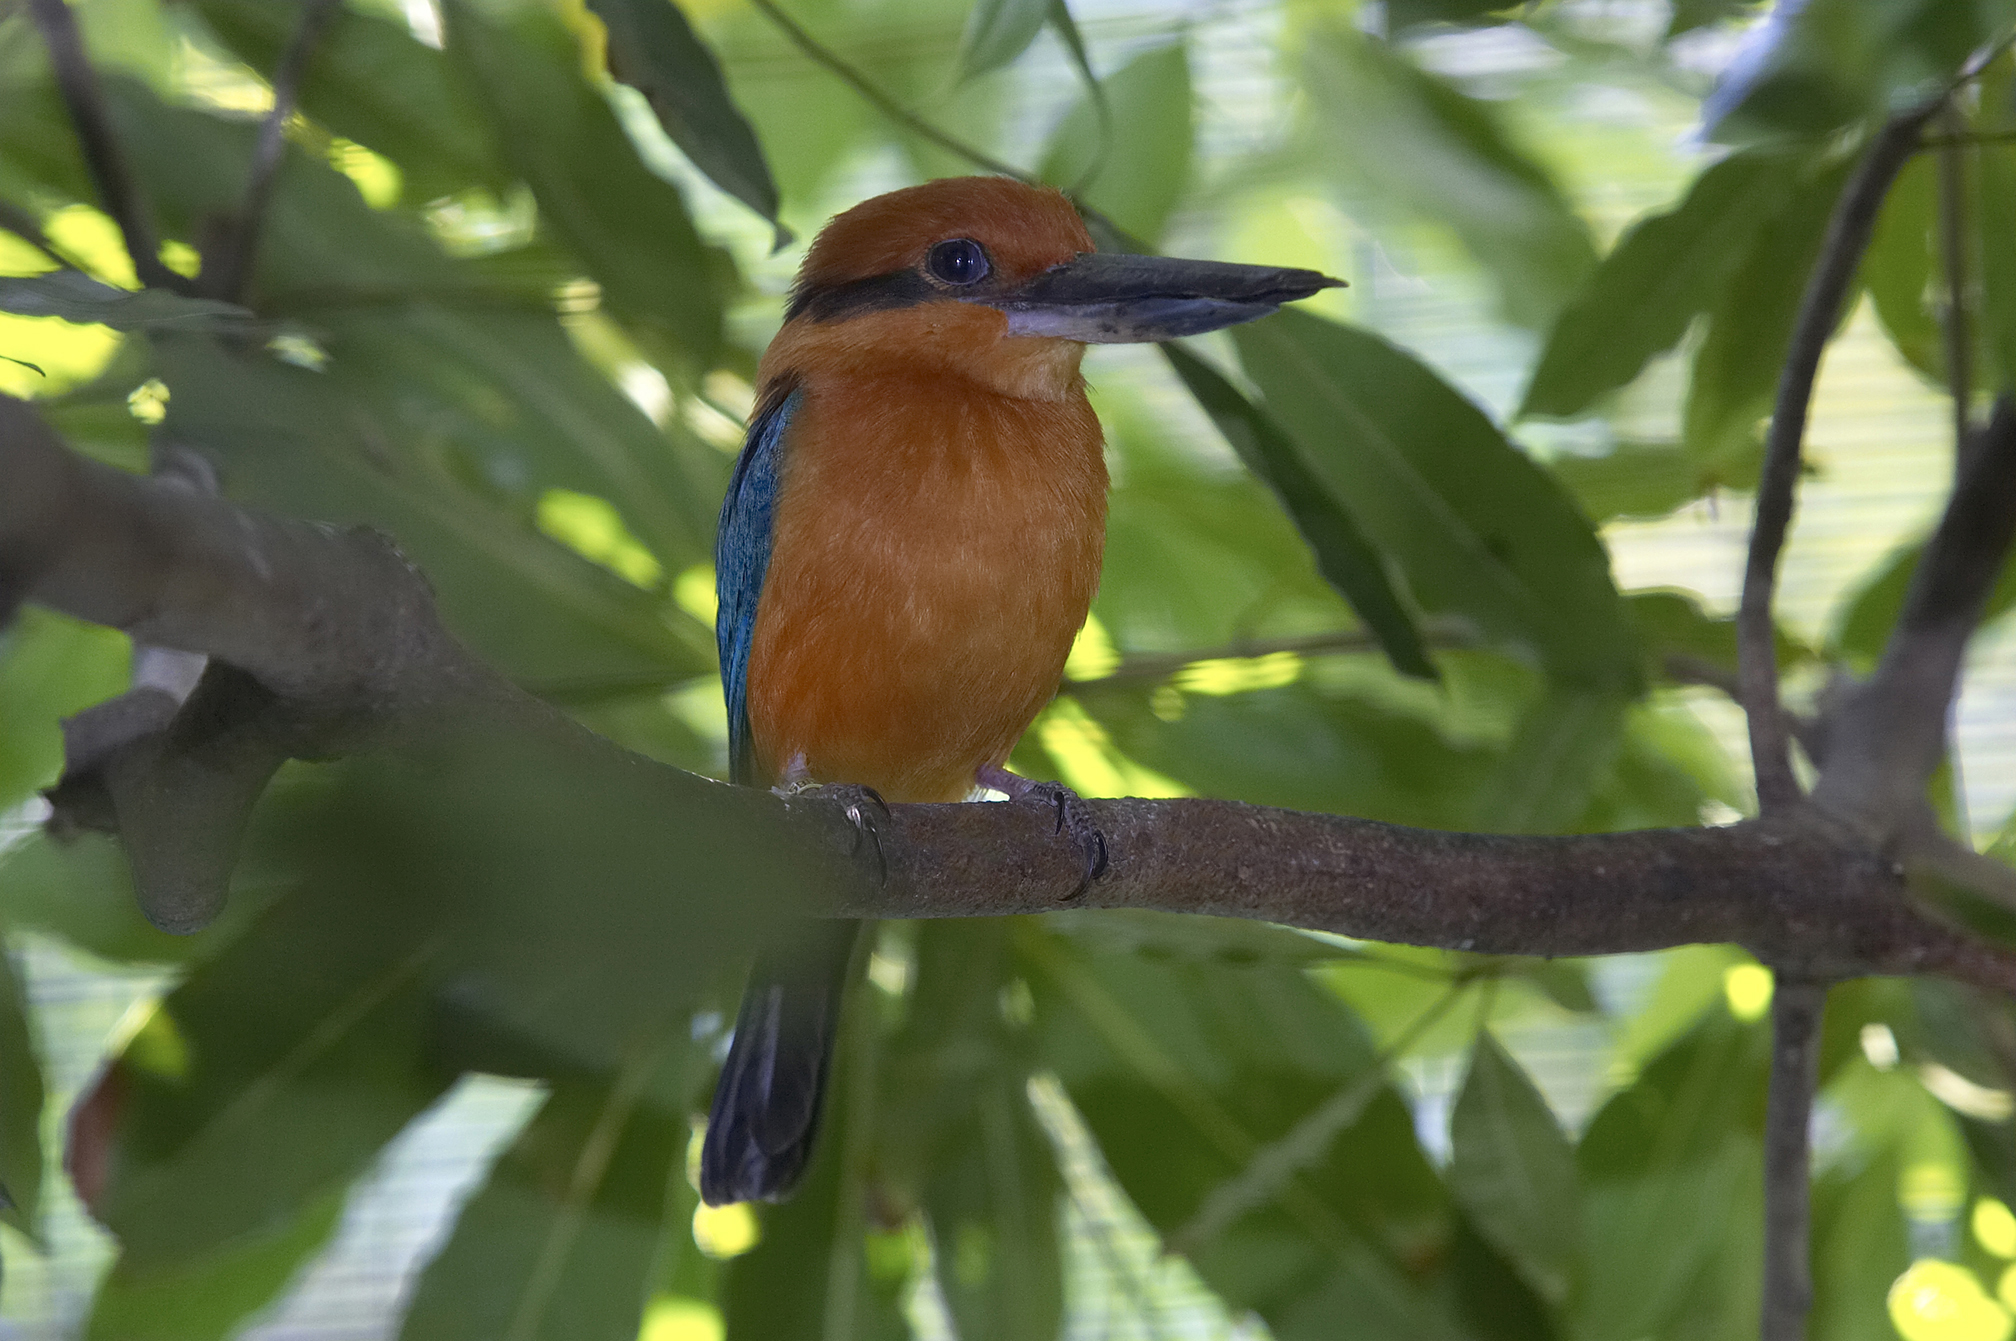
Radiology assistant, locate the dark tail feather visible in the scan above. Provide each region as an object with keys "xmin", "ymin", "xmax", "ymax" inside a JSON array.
[{"xmin": 701, "ymin": 920, "xmax": 861, "ymax": 1205}]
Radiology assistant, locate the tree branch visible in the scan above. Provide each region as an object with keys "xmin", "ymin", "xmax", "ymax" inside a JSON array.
[
  {"xmin": 1738, "ymin": 108, "xmax": 1937, "ymax": 813},
  {"xmin": 199, "ymin": 0, "xmax": 346, "ymax": 304},
  {"xmin": 1812, "ymin": 397, "xmax": 2016, "ymax": 833},
  {"xmin": 1760, "ymin": 979, "xmax": 1825, "ymax": 1341},
  {"xmin": 25, "ymin": 0, "xmax": 180, "ymax": 292}
]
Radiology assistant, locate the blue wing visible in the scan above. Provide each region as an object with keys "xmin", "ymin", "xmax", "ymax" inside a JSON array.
[{"xmin": 717, "ymin": 382, "xmax": 801, "ymax": 785}]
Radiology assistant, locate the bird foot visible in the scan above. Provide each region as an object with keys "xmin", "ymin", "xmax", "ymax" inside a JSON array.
[
  {"xmin": 791, "ymin": 782, "xmax": 891, "ymax": 882},
  {"xmin": 976, "ymin": 765, "xmax": 1108, "ymax": 899}
]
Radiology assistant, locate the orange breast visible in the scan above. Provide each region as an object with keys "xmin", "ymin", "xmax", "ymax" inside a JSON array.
[{"xmin": 745, "ymin": 371, "xmax": 1107, "ymax": 803}]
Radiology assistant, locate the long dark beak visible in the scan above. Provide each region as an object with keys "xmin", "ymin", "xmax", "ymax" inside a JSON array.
[{"xmin": 981, "ymin": 252, "xmax": 1343, "ymax": 343}]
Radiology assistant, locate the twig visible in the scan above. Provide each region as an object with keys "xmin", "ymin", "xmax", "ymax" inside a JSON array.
[
  {"xmin": 1812, "ymin": 397, "xmax": 2016, "ymax": 831},
  {"xmin": 1937, "ymin": 100, "xmax": 1975, "ymax": 464},
  {"xmin": 1737, "ymin": 107, "xmax": 1938, "ymax": 813},
  {"xmin": 742, "ymin": 0, "xmax": 1031, "ymax": 182},
  {"xmin": 24, "ymin": 0, "xmax": 179, "ymax": 292},
  {"xmin": 1760, "ymin": 978, "xmax": 1827, "ymax": 1341},
  {"xmin": 202, "ymin": 0, "xmax": 346, "ymax": 303}
]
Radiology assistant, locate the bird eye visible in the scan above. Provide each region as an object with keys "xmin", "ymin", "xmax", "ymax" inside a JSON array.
[{"xmin": 927, "ymin": 238, "xmax": 990, "ymax": 286}]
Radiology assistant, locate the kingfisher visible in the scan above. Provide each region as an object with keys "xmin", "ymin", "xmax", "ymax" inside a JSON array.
[{"xmin": 701, "ymin": 176, "xmax": 1339, "ymax": 1205}]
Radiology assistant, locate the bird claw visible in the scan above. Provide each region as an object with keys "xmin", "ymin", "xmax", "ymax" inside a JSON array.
[
  {"xmin": 803, "ymin": 783, "xmax": 891, "ymax": 883},
  {"xmin": 977, "ymin": 766, "xmax": 1107, "ymax": 899}
]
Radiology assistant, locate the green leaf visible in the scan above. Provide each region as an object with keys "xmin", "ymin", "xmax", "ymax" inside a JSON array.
[
  {"xmin": 1977, "ymin": 133, "xmax": 2016, "ymax": 392},
  {"xmin": 398, "ymin": 1053, "xmax": 691, "ymax": 1341},
  {"xmin": 1575, "ymin": 1010, "xmax": 1769, "ymax": 1339},
  {"xmin": 85, "ymin": 1191, "xmax": 344, "ymax": 1341},
  {"xmin": 1387, "ymin": 0, "xmax": 1519, "ymax": 31},
  {"xmin": 1162, "ymin": 344, "xmax": 1432, "ymax": 679},
  {"xmin": 1666, "ymin": 0, "xmax": 1763, "ymax": 40},
  {"xmin": 1468, "ymin": 688, "xmax": 1627, "ymax": 834},
  {"xmin": 1039, "ymin": 43, "xmax": 1191, "ymax": 248},
  {"xmin": 190, "ymin": 0, "xmax": 504, "ymax": 204},
  {"xmin": 0, "ymin": 830, "xmax": 251, "ymax": 967},
  {"xmin": 1810, "ymin": 1149, "xmax": 1909, "ymax": 1341},
  {"xmin": 1449, "ymin": 1033, "xmax": 1578, "ymax": 1306},
  {"xmin": 1833, "ymin": 537, "xmax": 2016, "ymax": 668},
  {"xmin": 1024, "ymin": 929, "xmax": 1465, "ymax": 1341},
  {"xmin": 1521, "ymin": 149, "xmax": 1798, "ymax": 420},
  {"xmin": 1684, "ymin": 153, "xmax": 1855, "ymax": 477},
  {"xmin": 1628, "ymin": 588, "xmax": 1814, "ymax": 686},
  {"xmin": 1862, "ymin": 154, "xmax": 1943, "ymax": 382},
  {"xmin": 442, "ymin": 0, "xmax": 725, "ymax": 364},
  {"xmin": 1233, "ymin": 310, "xmax": 1640, "ymax": 692},
  {"xmin": 1303, "ymin": 27, "xmax": 1595, "ymax": 327},
  {"xmin": 0, "ymin": 607, "xmax": 129, "ymax": 813},
  {"xmin": 1045, "ymin": 909, "xmax": 1370, "ymax": 967},
  {"xmin": 0, "ymin": 940, "xmax": 42, "ymax": 1240},
  {"xmin": 0, "ymin": 273, "xmax": 253, "ymax": 332},
  {"xmin": 880, "ymin": 923, "xmax": 1061, "ymax": 1341},
  {"xmin": 956, "ymin": 0, "xmax": 1049, "ymax": 82},
  {"xmin": 1546, "ymin": 441, "xmax": 1717, "ymax": 523},
  {"xmin": 589, "ymin": 0, "xmax": 785, "ymax": 241}
]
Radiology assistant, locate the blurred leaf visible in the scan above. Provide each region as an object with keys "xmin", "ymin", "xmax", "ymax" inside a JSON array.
[
  {"xmin": 1303, "ymin": 27, "xmax": 1595, "ymax": 327},
  {"xmin": 1833, "ymin": 536, "xmax": 2016, "ymax": 667},
  {"xmin": 191, "ymin": 0, "xmax": 503, "ymax": 204},
  {"xmin": 1234, "ymin": 311, "xmax": 1640, "ymax": 693},
  {"xmin": 956, "ymin": 0, "xmax": 1048, "ymax": 81},
  {"xmin": 1863, "ymin": 154, "xmax": 1944, "ymax": 381},
  {"xmin": 590, "ymin": 0, "xmax": 785, "ymax": 241},
  {"xmin": 1040, "ymin": 42, "xmax": 1190, "ymax": 247},
  {"xmin": 1546, "ymin": 441, "xmax": 1713, "ymax": 523},
  {"xmin": 1449, "ymin": 1033, "xmax": 1578, "ymax": 1305},
  {"xmin": 0, "ymin": 830, "xmax": 250, "ymax": 967},
  {"xmin": 1522, "ymin": 149, "xmax": 1796, "ymax": 420},
  {"xmin": 1447, "ymin": 1212, "xmax": 1561, "ymax": 1341},
  {"xmin": 1666, "ymin": 0, "xmax": 1762, "ymax": 40},
  {"xmin": 1387, "ymin": 0, "xmax": 1518, "ymax": 31},
  {"xmin": 1045, "ymin": 0, "xmax": 1102, "ymax": 121},
  {"xmin": 1978, "ymin": 135, "xmax": 2016, "ymax": 391},
  {"xmin": 0, "ymin": 941, "xmax": 41, "ymax": 1240},
  {"xmin": 1684, "ymin": 153, "xmax": 1854, "ymax": 476},
  {"xmin": 1163, "ymin": 344, "xmax": 1432, "ymax": 679},
  {"xmin": 1702, "ymin": 0, "xmax": 2016, "ymax": 144},
  {"xmin": 1025, "ymin": 929, "xmax": 1465, "ymax": 1340},
  {"xmin": 1629, "ymin": 588, "xmax": 1814, "ymax": 685},
  {"xmin": 0, "ymin": 607, "xmax": 129, "ymax": 813},
  {"xmin": 1526, "ymin": 961, "xmax": 1597, "ymax": 1015},
  {"xmin": 398, "ymin": 1052, "xmax": 691, "ymax": 1341},
  {"xmin": 85, "ymin": 1191, "xmax": 344, "ymax": 1341},
  {"xmin": 1575, "ymin": 1010, "xmax": 1768, "ymax": 1339},
  {"xmin": 0, "ymin": 273, "xmax": 252, "ymax": 332},
  {"xmin": 880, "ymin": 923, "xmax": 1061, "ymax": 1341},
  {"xmin": 1810, "ymin": 1149, "xmax": 1909, "ymax": 1341},
  {"xmin": 442, "ymin": 0, "xmax": 724, "ymax": 364},
  {"xmin": 1471, "ymin": 689, "xmax": 1627, "ymax": 835}
]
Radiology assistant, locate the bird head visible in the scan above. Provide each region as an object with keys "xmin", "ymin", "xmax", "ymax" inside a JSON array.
[{"xmin": 761, "ymin": 177, "xmax": 1341, "ymax": 399}]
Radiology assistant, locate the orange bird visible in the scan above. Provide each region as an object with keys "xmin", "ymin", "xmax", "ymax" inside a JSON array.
[{"xmin": 701, "ymin": 176, "xmax": 1338, "ymax": 1204}]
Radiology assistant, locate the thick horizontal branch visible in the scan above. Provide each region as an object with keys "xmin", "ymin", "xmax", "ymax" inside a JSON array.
[{"xmin": 819, "ymin": 795, "xmax": 2016, "ymax": 992}]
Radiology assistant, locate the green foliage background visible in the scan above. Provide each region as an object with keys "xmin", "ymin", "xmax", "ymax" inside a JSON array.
[{"xmin": 1, "ymin": 0, "xmax": 2016, "ymax": 1337}]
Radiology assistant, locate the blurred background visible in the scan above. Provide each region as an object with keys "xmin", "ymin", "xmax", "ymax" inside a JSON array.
[{"xmin": 2, "ymin": 0, "xmax": 2014, "ymax": 1337}]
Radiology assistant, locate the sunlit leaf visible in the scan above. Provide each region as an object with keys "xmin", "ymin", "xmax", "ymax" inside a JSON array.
[
  {"xmin": 1162, "ymin": 344, "xmax": 1432, "ymax": 679},
  {"xmin": 1450, "ymin": 1033, "xmax": 1578, "ymax": 1305},
  {"xmin": 590, "ymin": 0, "xmax": 785, "ymax": 241},
  {"xmin": 1039, "ymin": 43, "xmax": 1191, "ymax": 247},
  {"xmin": 398, "ymin": 1054, "xmax": 692, "ymax": 1341},
  {"xmin": 1522, "ymin": 149, "xmax": 1797, "ymax": 420},
  {"xmin": 1234, "ymin": 310, "xmax": 1639, "ymax": 692},
  {"xmin": 1303, "ymin": 26, "xmax": 1594, "ymax": 327}
]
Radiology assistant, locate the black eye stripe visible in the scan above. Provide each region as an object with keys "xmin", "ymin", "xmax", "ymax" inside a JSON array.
[{"xmin": 927, "ymin": 238, "xmax": 991, "ymax": 286}]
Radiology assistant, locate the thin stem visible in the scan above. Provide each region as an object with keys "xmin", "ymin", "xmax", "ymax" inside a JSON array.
[
  {"xmin": 25, "ymin": 0, "xmax": 178, "ymax": 291},
  {"xmin": 1738, "ymin": 107, "xmax": 1937, "ymax": 813},
  {"xmin": 742, "ymin": 0, "xmax": 1031, "ymax": 182},
  {"xmin": 203, "ymin": 0, "xmax": 345, "ymax": 303},
  {"xmin": 1937, "ymin": 100, "xmax": 1975, "ymax": 465},
  {"xmin": 1760, "ymin": 978, "xmax": 1827, "ymax": 1341}
]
